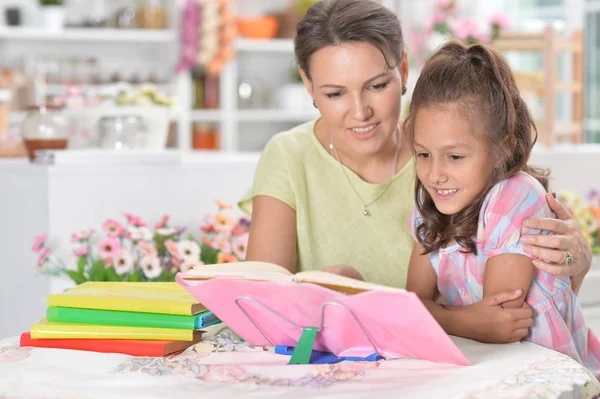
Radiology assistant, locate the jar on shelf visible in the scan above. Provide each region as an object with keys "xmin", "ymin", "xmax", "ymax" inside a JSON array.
[
  {"xmin": 21, "ymin": 105, "xmax": 68, "ymax": 161},
  {"xmin": 98, "ymin": 115, "xmax": 148, "ymax": 149},
  {"xmin": 192, "ymin": 123, "xmax": 219, "ymax": 150},
  {"xmin": 137, "ymin": 0, "xmax": 167, "ymax": 30}
]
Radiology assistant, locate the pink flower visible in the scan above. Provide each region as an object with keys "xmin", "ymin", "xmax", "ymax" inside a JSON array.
[
  {"xmin": 70, "ymin": 229, "xmax": 95, "ymax": 243},
  {"xmin": 98, "ymin": 237, "xmax": 120, "ymax": 259},
  {"xmin": 215, "ymin": 200, "xmax": 232, "ymax": 209},
  {"xmin": 180, "ymin": 259, "xmax": 204, "ymax": 273},
  {"xmin": 102, "ymin": 219, "xmax": 124, "ymax": 237},
  {"xmin": 123, "ymin": 212, "xmax": 147, "ymax": 227},
  {"xmin": 489, "ymin": 13, "xmax": 510, "ymax": 30},
  {"xmin": 212, "ymin": 234, "xmax": 232, "ymax": 254},
  {"xmin": 165, "ymin": 240, "xmax": 183, "ymax": 266},
  {"xmin": 73, "ymin": 247, "xmax": 88, "ymax": 257},
  {"xmin": 232, "ymin": 233, "xmax": 249, "ymax": 260},
  {"xmin": 37, "ymin": 247, "xmax": 51, "ymax": 267},
  {"xmin": 435, "ymin": 0, "xmax": 453, "ymax": 8},
  {"xmin": 231, "ymin": 222, "xmax": 250, "ymax": 237},
  {"xmin": 202, "ymin": 365, "xmax": 249, "ymax": 383},
  {"xmin": 452, "ymin": 19, "xmax": 480, "ymax": 41},
  {"xmin": 217, "ymin": 252, "xmax": 238, "ymax": 264},
  {"xmin": 155, "ymin": 214, "xmax": 170, "ymax": 229},
  {"xmin": 32, "ymin": 234, "xmax": 46, "ymax": 253},
  {"xmin": 140, "ymin": 255, "xmax": 162, "ymax": 279},
  {"xmin": 137, "ymin": 240, "xmax": 158, "ymax": 257},
  {"xmin": 214, "ymin": 213, "xmax": 234, "ymax": 233},
  {"xmin": 476, "ymin": 33, "xmax": 491, "ymax": 43}
]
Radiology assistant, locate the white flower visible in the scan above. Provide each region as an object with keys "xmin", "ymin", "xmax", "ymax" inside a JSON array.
[
  {"xmin": 129, "ymin": 226, "xmax": 152, "ymax": 241},
  {"xmin": 180, "ymin": 259, "xmax": 204, "ymax": 273},
  {"xmin": 114, "ymin": 250, "xmax": 134, "ymax": 275},
  {"xmin": 178, "ymin": 240, "xmax": 201, "ymax": 261},
  {"xmin": 140, "ymin": 255, "xmax": 162, "ymax": 279},
  {"xmin": 157, "ymin": 227, "xmax": 176, "ymax": 236}
]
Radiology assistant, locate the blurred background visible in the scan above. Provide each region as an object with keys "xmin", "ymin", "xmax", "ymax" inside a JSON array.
[{"xmin": 0, "ymin": 0, "xmax": 595, "ymax": 158}]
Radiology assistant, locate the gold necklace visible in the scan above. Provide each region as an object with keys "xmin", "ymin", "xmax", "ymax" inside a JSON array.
[{"xmin": 329, "ymin": 130, "xmax": 400, "ymax": 216}]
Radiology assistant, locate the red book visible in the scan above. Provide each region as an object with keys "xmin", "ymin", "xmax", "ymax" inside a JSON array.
[{"xmin": 19, "ymin": 332, "xmax": 203, "ymax": 357}]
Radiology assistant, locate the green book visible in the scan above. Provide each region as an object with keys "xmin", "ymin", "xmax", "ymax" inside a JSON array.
[{"xmin": 46, "ymin": 307, "xmax": 220, "ymax": 330}]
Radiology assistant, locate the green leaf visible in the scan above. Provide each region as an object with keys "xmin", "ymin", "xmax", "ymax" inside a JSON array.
[
  {"xmin": 65, "ymin": 270, "xmax": 87, "ymax": 285},
  {"xmin": 77, "ymin": 256, "xmax": 87, "ymax": 274},
  {"xmin": 200, "ymin": 242, "xmax": 219, "ymax": 265},
  {"xmin": 89, "ymin": 259, "xmax": 107, "ymax": 281},
  {"xmin": 129, "ymin": 270, "xmax": 142, "ymax": 282},
  {"xmin": 105, "ymin": 267, "xmax": 121, "ymax": 282}
]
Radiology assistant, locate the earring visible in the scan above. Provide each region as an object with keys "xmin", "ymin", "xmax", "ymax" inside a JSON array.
[
  {"xmin": 402, "ymin": 86, "xmax": 407, "ymax": 95},
  {"xmin": 313, "ymin": 100, "xmax": 318, "ymax": 109}
]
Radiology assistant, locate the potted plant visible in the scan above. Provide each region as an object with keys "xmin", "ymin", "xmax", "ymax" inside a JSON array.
[{"xmin": 39, "ymin": 0, "xmax": 65, "ymax": 31}]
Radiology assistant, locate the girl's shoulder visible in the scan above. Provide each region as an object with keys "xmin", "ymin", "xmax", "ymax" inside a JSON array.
[
  {"xmin": 481, "ymin": 172, "xmax": 550, "ymax": 225},
  {"xmin": 485, "ymin": 172, "xmax": 547, "ymax": 205}
]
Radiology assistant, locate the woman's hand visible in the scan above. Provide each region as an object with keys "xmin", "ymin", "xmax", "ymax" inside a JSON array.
[
  {"xmin": 321, "ymin": 264, "xmax": 365, "ymax": 281},
  {"xmin": 521, "ymin": 193, "xmax": 592, "ymax": 279},
  {"xmin": 460, "ymin": 289, "xmax": 533, "ymax": 343}
]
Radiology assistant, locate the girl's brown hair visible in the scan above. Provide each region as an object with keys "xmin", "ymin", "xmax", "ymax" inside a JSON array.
[
  {"xmin": 294, "ymin": 0, "xmax": 405, "ymax": 80},
  {"xmin": 404, "ymin": 40, "xmax": 549, "ymax": 254}
]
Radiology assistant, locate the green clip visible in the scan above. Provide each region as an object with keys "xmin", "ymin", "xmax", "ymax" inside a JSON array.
[{"xmin": 288, "ymin": 326, "xmax": 318, "ymax": 365}]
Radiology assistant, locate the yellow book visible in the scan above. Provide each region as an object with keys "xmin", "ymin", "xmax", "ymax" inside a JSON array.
[
  {"xmin": 46, "ymin": 282, "xmax": 206, "ymax": 316},
  {"xmin": 30, "ymin": 319, "xmax": 202, "ymax": 341}
]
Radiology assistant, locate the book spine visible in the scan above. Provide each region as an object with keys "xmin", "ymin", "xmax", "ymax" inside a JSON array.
[
  {"xmin": 194, "ymin": 312, "xmax": 221, "ymax": 329},
  {"xmin": 46, "ymin": 295, "xmax": 192, "ymax": 316},
  {"xmin": 46, "ymin": 307, "xmax": 196, "ymax": 330},
  {"xmin": 30, "ymin": 322, "xmax": 196, "ymax": 341},
  {"xmin": 20, "ymin": 333, "xmax": 165, "ymax": 356}
]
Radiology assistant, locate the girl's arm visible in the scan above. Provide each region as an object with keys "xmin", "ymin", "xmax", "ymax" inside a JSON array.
[
  {"xmin": 483, "ymin": 254, "xmax": 535, "ymax": 309},
  {"xmin": 407, "ymin": 242, "xmax": 533, "ymax": 343},
  {"xmin": 245, "ymin": 195, "xmax": 298, "ymax": 273}
]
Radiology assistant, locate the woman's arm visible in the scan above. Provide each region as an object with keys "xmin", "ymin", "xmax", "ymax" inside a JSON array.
[
  {"xmin": 407, "ymin": 242, "xmax": 533, "ymax": 343},
  {"xmin": 245, "ymin": 195, "xmax": 298, "ymax": 273},
  {"xmin": 522, "ymin": 193, "xmax": 592, "ymax": 294}
]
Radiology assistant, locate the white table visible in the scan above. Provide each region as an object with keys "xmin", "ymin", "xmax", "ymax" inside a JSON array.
[{"xmin": 1, "ymin": 328, "xmax": 599, "ymax": 399}]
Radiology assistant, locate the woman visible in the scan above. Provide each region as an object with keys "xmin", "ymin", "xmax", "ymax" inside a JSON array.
[{"xmin": 238, "ymin": 0, "xmax": 592, "ymax": 343}]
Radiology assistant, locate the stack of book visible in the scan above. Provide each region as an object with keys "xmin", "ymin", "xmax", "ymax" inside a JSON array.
[{"xmin": 20, "ymin": 282, "xmax": 220, "ymax": 357}]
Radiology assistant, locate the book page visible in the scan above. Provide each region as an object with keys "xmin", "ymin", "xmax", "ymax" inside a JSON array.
[
  {"xmin": 181, "ymin": 261, "xmax": 293, "ymax": 282},
  {"xmin": 293, "ymin": 271, "xmax": 406, "ymax": 295}
]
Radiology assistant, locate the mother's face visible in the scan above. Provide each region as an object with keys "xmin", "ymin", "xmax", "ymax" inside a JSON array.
[{"xmin": 301, "ymin": 42, "xmax": 408, "ymax": 157}]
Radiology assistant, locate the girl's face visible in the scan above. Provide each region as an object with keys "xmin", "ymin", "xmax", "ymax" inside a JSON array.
[
  {"xmin": 413, "ymin": 106, "xmax": 494, "ymax": 216},
  {"xmin": 301, "ymin": 42, "xmax": 407, "ymax": 156}
]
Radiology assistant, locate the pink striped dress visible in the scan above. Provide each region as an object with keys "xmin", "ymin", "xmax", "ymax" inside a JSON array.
[{"xmin": 409, "ymin": 172, "xmax": 600, "ymax": 375}]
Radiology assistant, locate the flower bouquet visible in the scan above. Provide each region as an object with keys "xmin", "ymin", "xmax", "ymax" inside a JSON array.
[{"xmin": 33, "ymin": 201, "xmax": 251, "ymax": 285}]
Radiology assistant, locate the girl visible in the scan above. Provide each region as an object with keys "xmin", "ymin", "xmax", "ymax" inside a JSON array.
[{"xmin": 405, "ymin": 40, "xmax": 600, "ymax": 374}]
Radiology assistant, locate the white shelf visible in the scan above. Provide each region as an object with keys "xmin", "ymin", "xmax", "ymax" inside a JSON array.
[
  {"xmin": 235, "ymin": 38, "xmax": 294, "ymax": 53},
  {"xmin": 0, "ymin": 28, "xmax": 176, "ymax": 43},
  {"xmin": 190, "ymin": 110, "xmax": 222, "ymax": 122},
  {"xmin": 237, "ymin": 109, "xmax": 319, "ymax": 122}
]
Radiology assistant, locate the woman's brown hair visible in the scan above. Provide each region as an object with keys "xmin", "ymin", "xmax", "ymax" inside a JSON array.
[
  {"xmin": 294, "ymin": 0, "xmax": 405, "ymax": 80},
  {"xmin": 404, "ymin": 40, "xmax": 549, "ymax": 255}
]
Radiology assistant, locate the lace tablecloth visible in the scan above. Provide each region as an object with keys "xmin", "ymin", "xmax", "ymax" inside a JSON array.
[{"xmin": 1, "ymin": 326, "xmax": 599, "ymax": 399}]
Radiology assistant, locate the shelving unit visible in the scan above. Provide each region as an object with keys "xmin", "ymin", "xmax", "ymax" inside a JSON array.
[
  {"xmin": 0, "ymin": 0, "xmax": 399, "ymax": 153},
  {"xmin": 0, "ymin": 27, "xmax": 176, "ymax": 43},
  {"xmin": 493, "ymin": 26, "xmax": 584, "ymax": 146}
]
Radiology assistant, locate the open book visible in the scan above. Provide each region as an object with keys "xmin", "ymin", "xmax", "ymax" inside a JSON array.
[{"xmin": 179, "ymin": 261, "xmax": 405, "ymax": 295}]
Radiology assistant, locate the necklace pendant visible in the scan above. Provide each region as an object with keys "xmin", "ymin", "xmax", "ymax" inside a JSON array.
[{"xmin": 363, "ymin": 208, "xmax": 370, "ymax": 216}]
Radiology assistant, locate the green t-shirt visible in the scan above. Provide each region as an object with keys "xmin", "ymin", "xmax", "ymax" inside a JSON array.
[{"xmin": 239, "ymin": 119, "xmax": 416, "ymax": 288}]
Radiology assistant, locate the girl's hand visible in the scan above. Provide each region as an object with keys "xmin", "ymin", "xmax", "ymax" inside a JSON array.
[
  {"xmin": 463, "ymin": 289, "xmax": 533, "ymax": 343},
  {"xmin": 321, "ymin": 264, "xmax": 365, "ymax": 281},
  {"xmin": 522, "ymin": 193, "xmax": 592, "ymax": 278}
]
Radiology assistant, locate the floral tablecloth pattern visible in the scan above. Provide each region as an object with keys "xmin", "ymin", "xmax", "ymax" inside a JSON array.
[{"xmin": 1, "ymin": 327, "xmax": 599, "ymax": 399}]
